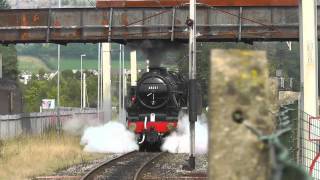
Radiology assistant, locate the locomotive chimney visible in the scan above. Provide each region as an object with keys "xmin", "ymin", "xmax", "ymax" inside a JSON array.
[{"xmin": 130, "ymin": 50, "xmax": 138, "ymax": 86}]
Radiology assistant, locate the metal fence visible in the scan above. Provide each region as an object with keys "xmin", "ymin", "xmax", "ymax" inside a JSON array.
[
  {"xmin": 298, "ymin": 110, "xmax": 320, "ymax": 179},
  {"xmin": 0, "ymin": 109, "xmax": 99, "ymax": 139}
]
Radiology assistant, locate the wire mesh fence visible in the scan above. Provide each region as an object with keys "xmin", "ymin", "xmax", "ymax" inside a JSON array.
[
  {"xmin": 298, "ymin": 110, "xmax": 320, "ymax": 179},
  {"xmin": 278, "ymin": 101, "xmax": 320, "ymax": 179}
]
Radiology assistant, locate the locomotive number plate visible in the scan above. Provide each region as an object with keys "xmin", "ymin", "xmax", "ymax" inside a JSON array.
[{"xmin": 150, "ymin": 113, "xmax": 156, "ymax": 122}]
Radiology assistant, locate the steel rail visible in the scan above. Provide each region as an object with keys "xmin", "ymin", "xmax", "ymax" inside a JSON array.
[
  {"xmin": 133, "ymin": 151, "xmax": 168, "ymax": 180},
  {"xmin": 81, "ymin": 150, "xmax": 138, "ymax": 180}
]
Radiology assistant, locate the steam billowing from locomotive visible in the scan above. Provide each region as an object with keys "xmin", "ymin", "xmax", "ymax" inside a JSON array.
[
  {"xmin": 161, "ymin": 113, "xmax": 208, "ymax": 154},
  {"xmin": 127, "ymin": 40, "xmax": 185, "ymax": 68},
  {"xmin": 80, "ymin": 121, "xmax": 139, "ymax": 153}
]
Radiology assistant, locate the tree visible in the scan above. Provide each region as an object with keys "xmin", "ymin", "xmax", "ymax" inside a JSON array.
[
  {"xmin": 0, "ymin": 0, "xmax": 18, "ymax": 81},
  {"xmin": 0, "ymin": 0, "xmax": 9, "ymax": 9}
]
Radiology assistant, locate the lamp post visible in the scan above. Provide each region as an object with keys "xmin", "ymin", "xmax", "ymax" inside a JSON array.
[
  {"xmin": 80, "ymin": 54, "xmax": 86, "ymax": 109},
  {"xmin": 56, "ymin": 0, "xmax": 62, "ymax": 133}
]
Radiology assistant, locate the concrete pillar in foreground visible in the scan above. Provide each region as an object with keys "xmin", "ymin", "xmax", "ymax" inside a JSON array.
[
  {"xmin": 299, "ymin": 0, "xmax": 319, "ymax": 174},
  {"xmin": 209, "ymin": 49, "xmax": 276, "ymax": 180},
  {"xmin": 102, "ymin": 43, "xmax": 112, "ymax": 122},
  {"xmin": 130, "ymin": 50, "xmax": 137, "ymax": 86}
]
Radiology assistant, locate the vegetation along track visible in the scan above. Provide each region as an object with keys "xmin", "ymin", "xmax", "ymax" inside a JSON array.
[{"xmin": 81, "ymin": 151, "xmax": 167, "ymax": 180}]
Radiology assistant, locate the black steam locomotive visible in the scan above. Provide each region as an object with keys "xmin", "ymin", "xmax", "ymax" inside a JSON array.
[{"xmin": 126, "ymin": 67, "xmax": 188, "ymax": 149}]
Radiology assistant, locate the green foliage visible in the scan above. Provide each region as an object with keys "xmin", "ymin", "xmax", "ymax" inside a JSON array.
[
  {"xmin": 0, "ymin": 0, "xmax": 18, "ymax": 81},
  {"xmin": 0, "ymin": 45, "xmax": 18, "ymax": 81},
  {"xmin": 22, "ymin": 70, "xmax": 99, "ymax": 112},
  {"xmin": 0, "ymin": 0, "xmax": 9, "ymax": 9},
  {"xmin": 177, "ymin": 42, "xmax": 302, "ymax": 106}
]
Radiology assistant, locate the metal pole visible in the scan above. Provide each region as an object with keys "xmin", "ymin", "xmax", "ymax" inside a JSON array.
[
  {"xmin": 57, "ymin": 43, "xmax": 61, "ymax": 133},
  {"xmin": 122, "ymin": 47, "xmax": 126, "ymax": 123},
  {"xmin": 0, "ymin": 54, "xmax": 2, "ymax": 79},
  {"xmin": 97, "ymin": 43, "xmax": 101, "ymax": 121},
  {"xmin": 83, "ymin": 73, "xmax": 87, "ymax": 108},
  {"xmin": 81, "ymin": 55, "xmax": 83, "ymax": 109},
  {"xmin": 123, "ymin": 68, "xmax": 127, "ymax": 123},
  {"xmin": 187, "ymin": 0, "xmax": 197, "ymax": 170},
  {"xmin": 80, "ymin": 54, "xmax": 86, "ymax": 109},
  {"xmin": 299, "ymin": 0, "xmax": 319, "ymax": 175},
  {"xmin": 119, "ymin": 44, "xmax": 122, "ymax": 122},
  {"xmin": 56, "ymin": 0, "xmax": 61, "ymax": 132}
]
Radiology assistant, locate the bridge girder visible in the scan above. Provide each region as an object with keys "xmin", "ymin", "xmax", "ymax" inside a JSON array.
[{"xmin": 0, "ymin": 6, "xmax": 313, "ymax": 44}]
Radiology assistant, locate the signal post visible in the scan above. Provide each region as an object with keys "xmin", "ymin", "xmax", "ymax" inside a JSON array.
[{"xmin": 186, "ymin": 0, "xmax": 197, "ymax": 170}]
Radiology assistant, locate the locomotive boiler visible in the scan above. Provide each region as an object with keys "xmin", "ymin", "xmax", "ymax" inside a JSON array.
[{"xmin": 126, "ymin": 67, "xmax": 188, "ymax": 150}]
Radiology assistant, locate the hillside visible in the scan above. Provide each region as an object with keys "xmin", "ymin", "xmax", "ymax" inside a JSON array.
[
  {"xmin": 16, "ymin": 43, "xmax": 145, "ymax": 73},
  {"xmin": 18, "ymin": 56, "xmax": 50, "ymax": 73}
]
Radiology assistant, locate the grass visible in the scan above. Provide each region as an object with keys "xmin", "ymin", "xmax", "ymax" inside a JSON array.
[
  {"xmin": 18, "ymin": 56, "xmax": 50, "ymax": 73},
  {"xmin": 0, "ymin": 131, "xmax": 105, "ymax": 180}
]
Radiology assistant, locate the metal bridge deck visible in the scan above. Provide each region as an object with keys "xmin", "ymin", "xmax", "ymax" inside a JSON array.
[{"xmin": 0, "ymin": 6, "xmax": 317, "ymax": 44}]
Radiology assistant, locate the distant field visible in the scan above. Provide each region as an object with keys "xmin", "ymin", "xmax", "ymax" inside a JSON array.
[
  {"xmin": 18, "ymin": 56, "xmax": 148, "ymax": 72},
  {"xmin": 18, "ymin": 56, "xmax": 50, "ymax": 73},
  {"xmin": 47, "ymin": 57, "xmax": 143, "ymax": 71}
]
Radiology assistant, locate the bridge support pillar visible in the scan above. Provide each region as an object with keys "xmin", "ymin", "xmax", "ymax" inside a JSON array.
[
  {"xmin": 130, "ymin": 50, "xmax": 137, "ymax": 87},
  {"xmin": 102, "ymin": 43, "xmax": 112, "ymax": 122},
  {"xmin": 299, "ymin": 0, "xmax": 319, "ymax": 173}
]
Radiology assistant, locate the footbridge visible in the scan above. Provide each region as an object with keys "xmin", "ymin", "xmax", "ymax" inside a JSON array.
[{"xmin": 0, "ymin": 5, "xmax": 314, "ymax": 44}]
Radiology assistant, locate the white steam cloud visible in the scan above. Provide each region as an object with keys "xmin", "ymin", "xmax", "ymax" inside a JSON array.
[
  {"xmin": 161, "ymin": 113, "xmax": 208, "ymax": 154},
  {"xmin": 80, "ymin": 121, "xmax": 139, "ymax": 153},
  {"xmin": 63, "ymin": 115, "xmax": 101, "ymax": 135}
]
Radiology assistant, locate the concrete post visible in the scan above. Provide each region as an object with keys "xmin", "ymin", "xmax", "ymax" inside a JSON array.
[
  {"xmin": 102, "ymin": 43, "xmax": 112, "ymax": 122},
  {"xmin": 299, "ymin": 0, "xmax": 319, "ymax": 174},
  {"xmin": 209, "ymin": 49, "xmax": 275, "ymax": 180},
  {"xmin": 130, "ymin": 50, "xmax": 137, "ymax": 86}
]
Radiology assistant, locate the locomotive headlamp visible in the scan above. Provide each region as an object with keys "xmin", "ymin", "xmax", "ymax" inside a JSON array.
[
  {"xmin": 128, "ymin": 123, "xmax": 137, "ymax": 131},
  {"xmin": 131, "ymin": 96, "xmax": 136, "ymax": 103}
]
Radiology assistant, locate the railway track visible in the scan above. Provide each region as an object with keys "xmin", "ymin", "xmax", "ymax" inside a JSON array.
[{"xmin": 81, "ymin": 151, "xmax": 167, "ymax": 180}]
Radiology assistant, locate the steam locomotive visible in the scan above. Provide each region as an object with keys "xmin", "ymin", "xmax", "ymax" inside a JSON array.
[{"xmin": 126, "ymin": 67, "xmax": 188, "ymax": 150}]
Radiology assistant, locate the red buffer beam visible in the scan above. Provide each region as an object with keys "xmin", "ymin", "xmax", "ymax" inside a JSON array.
[{"xmin": 96, "ymin": 0, "xmax": 299, "ymax": 8}]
